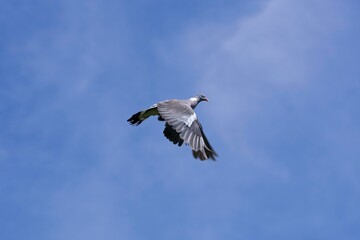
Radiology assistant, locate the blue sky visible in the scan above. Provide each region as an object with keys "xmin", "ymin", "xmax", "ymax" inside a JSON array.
[{"xmin": 1, "ymin": 0, "xmax": 360, "ymax": 239}]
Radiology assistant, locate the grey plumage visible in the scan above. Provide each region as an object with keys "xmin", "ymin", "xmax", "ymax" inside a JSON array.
[{"xmin": 127, "ymin": 94, "xmax": 217, "ymax": 160}]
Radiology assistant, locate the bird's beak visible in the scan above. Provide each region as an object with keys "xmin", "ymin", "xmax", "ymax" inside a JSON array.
[{"xmin": 204, "ymin": 98, "xmax": 209, "ymax": 102}]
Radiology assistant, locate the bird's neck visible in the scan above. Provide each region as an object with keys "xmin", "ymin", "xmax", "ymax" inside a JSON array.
[{"xmin": 189, "ymin": 97, "xmax": 200, "ymax": 109}]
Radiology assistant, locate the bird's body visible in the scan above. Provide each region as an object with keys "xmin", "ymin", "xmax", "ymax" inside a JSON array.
[{"xmin": 127, "ymin": 94, "xmax": 217, "ymax": 160}]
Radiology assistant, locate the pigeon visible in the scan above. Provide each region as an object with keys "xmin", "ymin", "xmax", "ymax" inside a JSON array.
[{"xmin": 127, "ymin": 94, "xmax": 218, "ymax": 160}]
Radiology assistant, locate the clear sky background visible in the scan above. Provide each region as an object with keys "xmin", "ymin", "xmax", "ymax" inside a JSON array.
[{"xmin": 1, "ymin": 0, "xmax": 360, "ymax": 239}]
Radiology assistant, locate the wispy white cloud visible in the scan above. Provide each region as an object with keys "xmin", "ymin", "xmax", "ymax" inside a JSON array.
[{"xmin": 177, "ymin": 0, "xmax": 348, "ymax": 131}]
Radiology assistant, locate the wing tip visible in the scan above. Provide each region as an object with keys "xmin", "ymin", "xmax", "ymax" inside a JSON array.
[{"xmin": 192, "ymin": 149, "xmax": 217, "ymax": 161}]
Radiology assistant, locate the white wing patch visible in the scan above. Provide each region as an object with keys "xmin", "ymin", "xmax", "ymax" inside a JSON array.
[{"xmin": 182, "ymin": 113, "xmax": 197, "ymax": 127}]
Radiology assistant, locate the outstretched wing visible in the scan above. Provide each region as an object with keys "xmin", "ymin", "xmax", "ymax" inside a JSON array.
[{"xmin": 157, "ymin": 100, "xmax": 217, "ymax": 160}]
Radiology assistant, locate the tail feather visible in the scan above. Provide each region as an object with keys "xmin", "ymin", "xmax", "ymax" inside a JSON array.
[
  {"xmin": 128, "ymin": 107, "xmax": 159, "ymax": 126},
  {"xmin": 127, "ymin": 111, "xmax": 143, "ymax": 125}
]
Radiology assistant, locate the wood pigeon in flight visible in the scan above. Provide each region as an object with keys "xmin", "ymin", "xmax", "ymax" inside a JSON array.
[{"xmin": 127, "ymin": 94, "xmax": 218, "ymax": 160}]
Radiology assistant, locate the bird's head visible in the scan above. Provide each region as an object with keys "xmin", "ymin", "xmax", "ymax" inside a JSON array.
[
  {"xmin": 191, "ymin": 94, "xmax": 208, "ymax": 103},
  {"xmin": 198, "ymin": 94, "xmax": 208, "ymax": 102},
  {"xmin": 190, "ymin": 94, "xmax": 208, "ymax": 109}
]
